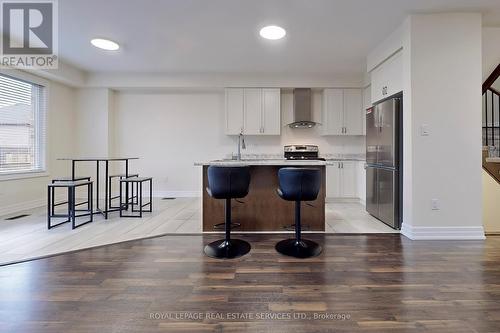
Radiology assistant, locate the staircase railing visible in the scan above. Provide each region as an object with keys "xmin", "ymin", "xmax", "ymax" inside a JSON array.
[
  {"xmin": 483, "ymin": 87, "xmax": 500, "ymax": 147},
  {"xmin": 483, "ymin": 63, "xmax": 500, "ymax": 184}
]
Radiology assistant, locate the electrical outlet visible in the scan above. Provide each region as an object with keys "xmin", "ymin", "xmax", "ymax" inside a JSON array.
[{"xmin": 431, "ymin": 199, "xmax": 440, "ymax": 210}]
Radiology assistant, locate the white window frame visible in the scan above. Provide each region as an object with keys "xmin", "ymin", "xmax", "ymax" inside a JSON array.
[{"xmin": 0, "ymin": 69, "xmax": 50, "ymax": 181}]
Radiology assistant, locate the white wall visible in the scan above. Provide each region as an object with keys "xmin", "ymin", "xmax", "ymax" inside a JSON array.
[
  {"xmin": 73, "ymin": 88, "xmax": 117, "ymax": 179},
  {"xmin": 482, "ymin": 27, "xmax": 500, "ymax": 81},
  {"xmin": 114, "ymin": 89, "xmax": 364, "ymax": 196},
  {"xmin": 75, "ymin": 88, "xmax": 112, "ymax": 157},
  {"xmin": 400, "ymin": 13, "xmax": 484, "ymax": 239},
  {"xmin": 0, "ymin": 78, "xmax": 77, "ymax": 215}
]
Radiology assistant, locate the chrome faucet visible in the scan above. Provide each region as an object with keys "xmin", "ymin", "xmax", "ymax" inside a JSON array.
[{"xmin": 237, "ymin": 130, "xmax": 246, "ymax": 160}]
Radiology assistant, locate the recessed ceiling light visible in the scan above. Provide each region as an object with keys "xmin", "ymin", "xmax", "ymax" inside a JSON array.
[
  {"xmin": 91, "ymin": 38, "xmax": 120, "ymax": 51},
  {"xmin": 259, "ymin": 25, "xmax": 286, "ymax": 40}
]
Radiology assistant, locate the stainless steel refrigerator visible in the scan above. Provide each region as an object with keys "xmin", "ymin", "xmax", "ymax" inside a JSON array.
[{"xmin": 366, "ymin": 95, "xmax": 402, "ymax": 229}]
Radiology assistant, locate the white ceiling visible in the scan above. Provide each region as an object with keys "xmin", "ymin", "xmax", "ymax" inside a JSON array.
[{"xmin": 59, "ymin": 0, "xmax": 500, "ymax": 75}]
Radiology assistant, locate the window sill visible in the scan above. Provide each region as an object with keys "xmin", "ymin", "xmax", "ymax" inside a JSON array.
[{"xmin": 0, "ymin": 171, "xmax": 49, "ymax": 182}]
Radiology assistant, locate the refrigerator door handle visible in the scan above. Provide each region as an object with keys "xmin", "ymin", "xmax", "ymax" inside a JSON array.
[{"xmin": 379, "ymin": 105, "xmax": 383, "ymax": 132}]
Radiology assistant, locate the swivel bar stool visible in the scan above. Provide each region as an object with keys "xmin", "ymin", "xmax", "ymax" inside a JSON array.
[
  {"xmin": 276, "ymin": 167, "xmax": 322, "ymax": 258},
  {"xmin": 204, "ymin": 166, "xmax": 251, "ymax": 259}
]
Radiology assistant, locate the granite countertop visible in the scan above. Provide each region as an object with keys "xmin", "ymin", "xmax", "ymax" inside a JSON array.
[
  {"xmin": 194, "ymin": 159, "xmax": 327, "ymax": 166},
  {"xmin": 321, "ymin": 154, "xmax": 366, "ymax": 161},
  {"xmin": 194, "ymin": 154, "xmax": 365, "ymax": 166}
]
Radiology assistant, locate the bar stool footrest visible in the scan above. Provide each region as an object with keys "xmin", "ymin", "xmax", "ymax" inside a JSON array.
[
  {"xmin": 213, "ymin": 222, "xmax": 241, "ymax": 230},
  {"xmin": 282, "ymin": 224, "xmax": 310, "ymax": 231}
]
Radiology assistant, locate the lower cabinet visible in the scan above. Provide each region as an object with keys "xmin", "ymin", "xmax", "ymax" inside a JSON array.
[{"xmin": 326, "ymin": 161, "xmax": 358, "ymax": 199}]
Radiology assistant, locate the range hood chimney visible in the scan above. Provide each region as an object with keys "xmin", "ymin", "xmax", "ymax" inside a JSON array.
[{"xmin": 289, "ymin": 88, "xmax": 316, "ymax": 128}]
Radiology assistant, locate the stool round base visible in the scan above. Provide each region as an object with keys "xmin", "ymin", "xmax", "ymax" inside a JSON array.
[
  {"xmin": 204, "ymin": 239, "xmax": 251, "ymax": 259},
  {"xmin": 275, "ymin": 239, "xmax": 322, "ymax": 258}
]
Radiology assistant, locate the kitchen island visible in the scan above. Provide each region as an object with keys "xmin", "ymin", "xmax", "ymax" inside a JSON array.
[{"xmin": 195, "ymin": 159, "xmax": 326, "ymax": 232}]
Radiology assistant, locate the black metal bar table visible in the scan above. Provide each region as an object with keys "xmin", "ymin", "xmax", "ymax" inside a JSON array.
[{"xmin": 57, "ymin": 157, "xmax": 139, "ymax": 219}]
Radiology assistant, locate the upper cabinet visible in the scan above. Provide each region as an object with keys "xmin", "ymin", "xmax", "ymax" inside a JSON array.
[
  {"xmin": 371, "ymin": 50, "xmax": 403, "ymax": 104},
  {"xmin": 243, "ymin": 88, "xmax": 262, "ymax": 134},
  {"xmin": 322, "ymin": 88, "xmax": 363, "ymax": 136},
  {"xmin": 262, "ymin": 88, "xmax": 281, "ymax": 135},
  {"xmin": 225, "ymin": 88, "xmax": 281, "ymax": 135},
  {"xmin": 225, "ymin": 88, "xmax": 244, "ymax": 135}
]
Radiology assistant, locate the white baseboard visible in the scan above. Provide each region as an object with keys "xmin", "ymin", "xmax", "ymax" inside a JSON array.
[
  {"xmin": 401, "ymin": 224, "xmax": 486, "ymax": 240},
  {"xmin": 153, "ymin": 190, "xmax": 200, "ymax": 198},
  {"xmin": 0, "ymin": 198, "xmax": 46, "ymax": 217}
]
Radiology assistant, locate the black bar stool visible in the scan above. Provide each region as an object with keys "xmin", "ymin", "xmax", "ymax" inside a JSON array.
[
  {"xmin": 51, "ymin": 176, "xmax": 91, "ymax": 215},
  {"xmin": 119, "ymin": 177, "xmax": 153, "ymax": 218},
  {"xmin": 275, "ymin": 167, "xmax": 322, "ymax": 258},
  {"xmin": 108, "ymin": 173, "xmax": 139, "ymax": 209},
  {"xmin": 204, "ymin": 166, "xmax": 251, "ymax": 259},
  {"xmin": 47, "ymin": 180, "xmax": 93, "ymax": 230}
]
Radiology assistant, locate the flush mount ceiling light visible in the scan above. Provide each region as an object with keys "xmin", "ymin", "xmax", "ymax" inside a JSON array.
[
  {"xmin": 259, "ymin": 25, "xmax": 286, "ymax": 40},
  {"xmin": 91, "ymin": 38, "xmax": 120, "ymax": 51}
]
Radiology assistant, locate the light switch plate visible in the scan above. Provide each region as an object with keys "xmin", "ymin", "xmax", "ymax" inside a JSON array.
[
  {"xmin": 420, "ymin": 124, "xmax": 430, "ymax": 136},
  {"xmin": 431, "ymin": 199, "xmax": 440, "ymax": 210},
  {"xmin": 420, "ymin": 124, "xmax": 431, "ymax": 136}
]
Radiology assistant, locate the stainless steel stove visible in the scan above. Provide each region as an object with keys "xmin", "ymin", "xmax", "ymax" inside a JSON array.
[{"xmin": 284, "ymin": 145, "xmax": 325, "ymax": 160}]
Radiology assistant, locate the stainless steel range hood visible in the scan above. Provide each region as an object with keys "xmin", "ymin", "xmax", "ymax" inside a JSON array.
[{"xmin": 289, "ymin": 88, "xmax": 316, "ymax": 128}]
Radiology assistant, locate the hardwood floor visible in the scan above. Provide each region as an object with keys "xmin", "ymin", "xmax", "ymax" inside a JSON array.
[
  {"xmin": 0, "ymin": 200, "xmax": 395, "ymax": 266},
  {"xmin": 0, "ymin": 234, "xmax": 499, "ymax": 333}
]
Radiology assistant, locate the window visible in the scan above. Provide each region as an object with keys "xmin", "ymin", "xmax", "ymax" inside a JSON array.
[{"xmin": 0, "ymin": 74, "xmax": 46, "ymax": 174}]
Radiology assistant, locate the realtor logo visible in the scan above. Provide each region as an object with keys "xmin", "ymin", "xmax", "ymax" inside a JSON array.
[{"xmin": 1, "ymin": 0, "xmax": 58, "ymax": 68}]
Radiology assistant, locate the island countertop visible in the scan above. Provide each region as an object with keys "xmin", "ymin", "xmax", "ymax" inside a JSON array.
[{"xmin": 195, "ymin": 159, "xmax": 327, "ymax": 166}]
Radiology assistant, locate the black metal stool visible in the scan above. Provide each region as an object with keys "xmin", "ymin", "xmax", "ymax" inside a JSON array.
[
  {"xmin": 50, "ymin": 176, "xmax": 91, "ymax": 215},
  {"xmin": 204, "ymin": 166, "xmax": 251, "ymax": 259},
  {"xmin": 47, "ymin": 180, "xmax": 93, "ymax": 230},
  {"xmin": 119, "ymin": 177, "xmax": 152, "ymax": 218},
  {"xmin": 108, "ymin": 173, "xmax": 139, "ymax": 209},
  {"xmin": 275, "ymin": 167, "xmax": 322, "ymax": 258}
]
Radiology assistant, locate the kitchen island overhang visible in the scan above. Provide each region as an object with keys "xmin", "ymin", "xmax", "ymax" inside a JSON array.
[{"xmin": 195, "ymin": 160, "xmax": 326, "ymax": 232}]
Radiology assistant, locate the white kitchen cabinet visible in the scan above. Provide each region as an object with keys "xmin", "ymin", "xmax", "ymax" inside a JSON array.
[
  {"xmin": 225, "ymin": 88, "xmax": 244, "ymax": 135},
  {"xmin": 326, "ymin": 161, "xmax": 358, "ymax": 199},
  {"xmin": 326, "ymin": 163, "xmax": 342, "ymax": 199},
  {"xmin": 341, "ymin": 161, "xmax": 358, "ymax": 197},
  {"xmin": 322, "ymin": 89, "xmax": 363, "ymax": 136},
  {"xmin": 322, "ymin": 89, "xmax": 343, "ymax": 135},
  {"xmin": 371, "ymin": 50, "xmax": 403, "ymax": 104},
  {"xmin": 244, "ymin": 88, "xmax": 262, "ymax": 135},
  {"xmin": 356, "ymin": 161, "xmax": 366, "ymax": 204},
  {"xmin": 262, "ymin": 88, "xmax": 281, "ymax": 135},
  {"xmin": 225, "ymin": 88, "xmax": 280, "ymax": 135},
  {"xmin": 343, "ymin": 89, "xmax": 363, "ymax": 136}
]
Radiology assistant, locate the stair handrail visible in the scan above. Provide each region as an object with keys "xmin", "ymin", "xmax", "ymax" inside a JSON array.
[{"xmin": 483, "ymin": 64, "xmax": 500, "ymax": 94}]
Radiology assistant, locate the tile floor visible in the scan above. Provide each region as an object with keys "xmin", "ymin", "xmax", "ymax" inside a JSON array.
[{"xmin": 0, "ymin": 198, "xmax": 396, "ymax": 265}]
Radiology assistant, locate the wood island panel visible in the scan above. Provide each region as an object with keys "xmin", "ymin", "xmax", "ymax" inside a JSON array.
[{"xmin": 202, "ymin": 165, "xmax": 326, "ymax": 232}]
